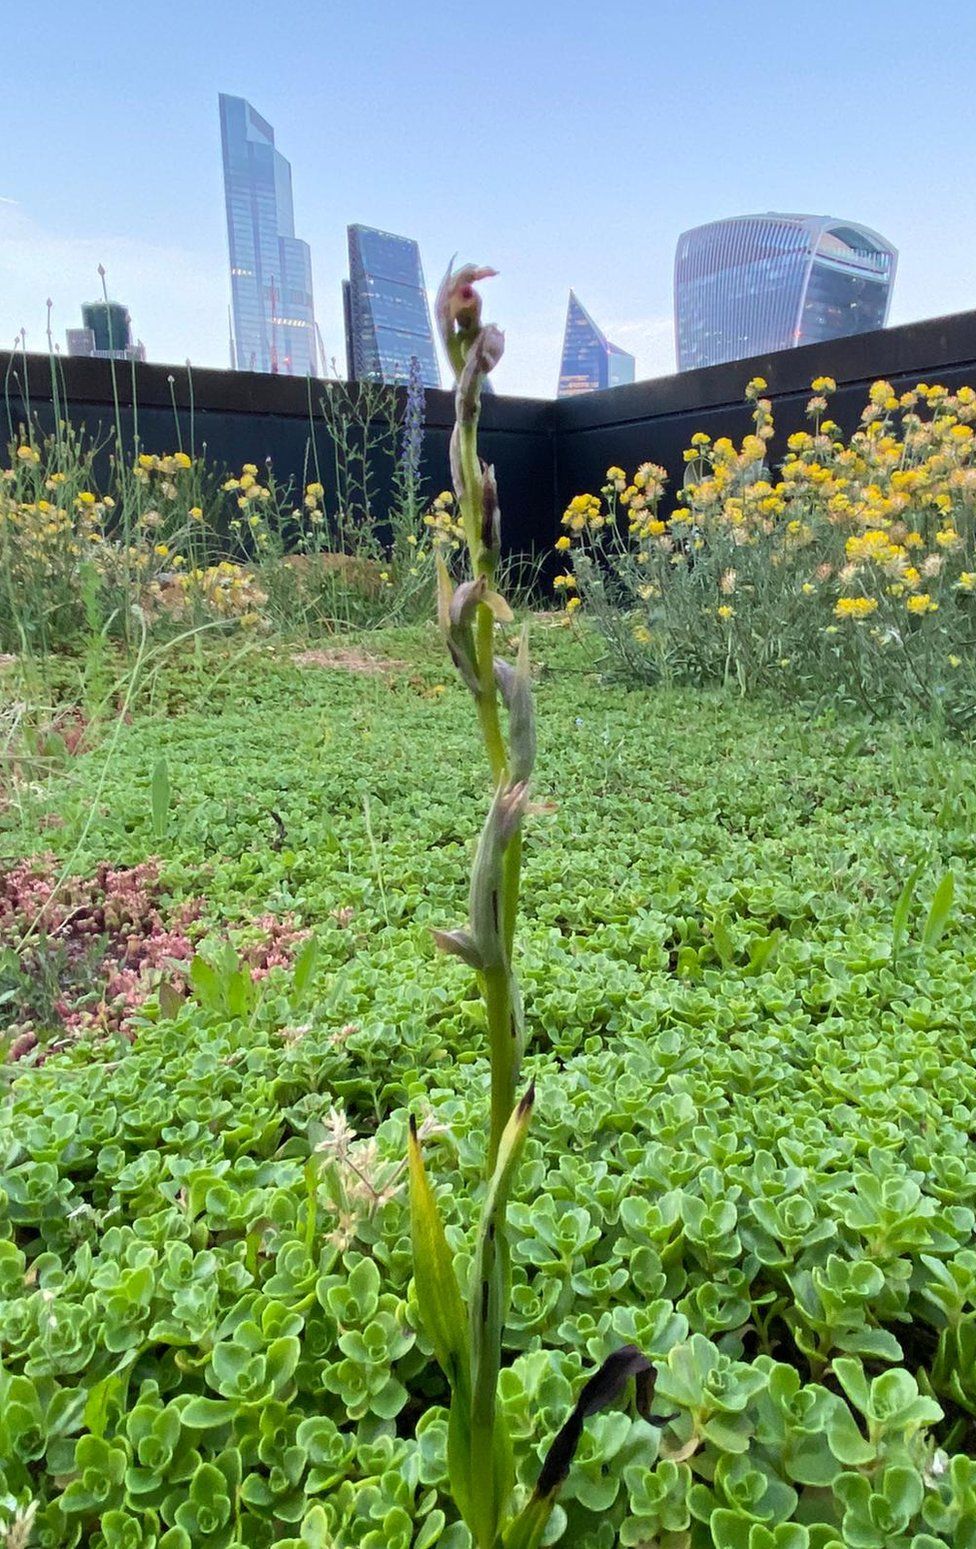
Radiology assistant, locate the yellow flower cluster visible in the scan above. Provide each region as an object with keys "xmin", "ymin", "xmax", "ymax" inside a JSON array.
[
  {"xmin": 559, "ymin": 375, "xmax": 976, "ymax": 663},
  {"xmin": 424, "ymin": 489, "xmax": 465, "ymax": 547},
  {"xmin": 223, "ymin": 464, "xmax": 272, "ymax": 509},
  {"xmin": 562, "ymin": 493, "xmax": 604, "ymax": 534},
  {"xmin": 834, "ymin": 596, "xmax": 879, "ymax": 621}
]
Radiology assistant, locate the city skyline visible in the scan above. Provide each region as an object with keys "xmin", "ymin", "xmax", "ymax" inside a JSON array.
[
  {"xmin": 675, "ymin": 214, "xmax": 897, "ymax": 372},
  {"xmin": 219, "ymin": 94, "xmax": 317, "ymax": 376},
  {"xmin": 3, "ymin": 1, "xmax": 975, "ymax": 397}
]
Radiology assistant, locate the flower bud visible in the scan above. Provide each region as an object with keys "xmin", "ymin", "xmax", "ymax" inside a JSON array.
[
  {"xmin": 469, "ymin": 781, "xmax": 528, "ymax": 969},
  {"xmin": 435, "ymin": 262, "xmax": 499, "ymax": 359},
  {"xmin": 438, "ymin": 572, "xmax": 483, "ymax": 696},
  {"xmin": 431, "ymin": 927, "xmax": 484, "ymax": 970},
  {"xmin": 449, "ymin": 573, "xmax": 488, "ymax": 629},
  {"xmin": 481, "ymin": 462, "xmax": 501, "ymax": 559},
  {"xmin": 449, "ymin": 424, "xmax": 465, "ymax": 503},
  {"xmin": 494, "ymin": 626, "xmax": 535, "ymax": 782},
  {"xmin": 457, "ymin": 326, "xmax": 506, "ymax": 425}
]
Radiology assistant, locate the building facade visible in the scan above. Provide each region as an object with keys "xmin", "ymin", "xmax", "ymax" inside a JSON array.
[
  {"xmin": 557, "ymin": 292, "xmax": 635, "ymax": 397},
  {"xmin": 343, "ymin": 225, "xmax": 440, "ymax": 387},
  {"xmin": 66, "ymin": 301, "xmax": 145, "ymax": 361},
  {"xmin": 674, "ymin": 214, "xmax": 897, "ymax": 372},
  {"xmin": 219, "ymin": 93, "xmax": 317, "ymax": 376}
]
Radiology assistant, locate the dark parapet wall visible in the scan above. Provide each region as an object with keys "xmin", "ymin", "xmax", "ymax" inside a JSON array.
[
  {"xmin": 552, "ymin": 310, "xmax": 976, "ymax": 527},
  {"xmin": 5, "ymin": 308, "xmax": 976, "ymax": 557},
  {"xmin": 0, "ymin": 353, "xmax": 557, "ymax": 559}
]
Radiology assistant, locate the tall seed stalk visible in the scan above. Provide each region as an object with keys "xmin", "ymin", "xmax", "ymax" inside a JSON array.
[{"xmin": 408, "ymin": 264, "xmax": 653, "ymax": 1549}]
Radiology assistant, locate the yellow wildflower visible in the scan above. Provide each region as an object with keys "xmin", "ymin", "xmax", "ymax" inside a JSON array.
[
  {"xmin": 554, "ymin": 535, "xmax": 571, "ymax": 552},
  {"xmin": 906, "ymin": 593, "xmax": 938, "ymax": 615},
  {"xmin": 834, "ymin": 596, "xmax": 878, "ymax": 620}
]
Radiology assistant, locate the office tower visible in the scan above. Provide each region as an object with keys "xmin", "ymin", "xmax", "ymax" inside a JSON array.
[
  {"xmin": 66, "ymin": 301, "xmax": 145, "ymax": 361},
  {"xmin": 674, "ymin": 213, "xmax": 897, "ymax": 372},
  {"xmin": 344, "ymin": 225, "xmax": 440, "ymax": 387},
  {"xmin": 219, "ymin": 93, "xmax": 317, "ymax": 375},
  {"xmin": 557, "ymin": 291, "xmax": 635, "ymax": 397}
]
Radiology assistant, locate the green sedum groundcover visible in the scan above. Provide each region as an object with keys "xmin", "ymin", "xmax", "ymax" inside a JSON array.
[{"xmin": 3, "ymin": 625, "xmax": 976, "ymax": 1548}]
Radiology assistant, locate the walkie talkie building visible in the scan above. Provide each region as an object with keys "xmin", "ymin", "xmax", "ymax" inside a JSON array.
[{"xmin": 674, "ymin": 214, "xmax": 897, "ymax": 372}]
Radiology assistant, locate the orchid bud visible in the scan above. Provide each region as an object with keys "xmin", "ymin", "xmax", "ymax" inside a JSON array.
[
  {"xmin": 431, "ymin": 928, "xmax": 484, "ymax": 971},
  {"xmin": 481, "ymin": 462, "xmax": 501, "ymax": 559},
  {"xmin": 436, "ymin": 262, "xmax": 499, "ymax": 360},
  {"xmin": 440, "ymin": 573, "xmax": 484, "ymax": 696},
  {"xmin": 449, "ymin": 424, "xmax": 465, "ymax": 502},
  {"xmin": 457, "ymin": 325, "xmax": 506, "ymax": 425},
  {"xmin": 449, "ymin": 574, "xmax": 488, "ymax": 629},
  {"xmin": 436, "ymin": 552, "xmax": 454, "ymax": 634},
  {"xmin": 469, "ymin": 781, "xmax": 528, "ymax": 969},
  {"xmin": 494, "ymin": 627, "xmax": 536, "ymax": 782}
]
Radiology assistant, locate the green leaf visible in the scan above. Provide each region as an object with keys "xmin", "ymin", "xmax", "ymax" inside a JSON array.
[
  {"xmin": 188, "ymin": 954, "xmax": 222, "ymax": 1011},
  {"xmin": 407, "ymin": 1116, "xmax": 470, "ymax": 1398},
  {"xmin": 151, "ymin": 756, "xmax": 171, "ymax": 841},
  {"xmin": 921, "ymin": 870, "xmax": 954, "ymax": 951},
  {"xmin": 181, "ymin": 1396, "xmax": 236, "ymax": 1429},
  {"xmin": 891, "ymin": 859, "xmax": 924, "ymax": 959},
  {"xmin": 292, "ymin": 935, "xmax": 319, "ymax": 1001}
]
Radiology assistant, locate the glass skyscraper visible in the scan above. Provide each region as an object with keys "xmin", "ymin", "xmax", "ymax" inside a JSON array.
[
  {"xmin": 219, "ymin": 93, "xmax": 317, "ymax": 376},
  {"xmin": 343, "ymin": 225, "xmax": 440, "ymax": 387},
  {"xmin": 557, "ymin": 292, "xmax": 635, "ymax": 398},
  {"xmin": 674, "ymin": 214, "xmax": 897, "ymax": 372}
]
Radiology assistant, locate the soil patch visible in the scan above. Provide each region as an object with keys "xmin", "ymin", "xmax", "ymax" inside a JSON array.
[{"xmin": 292, "ymin": 648, "xmax": 408, "ymax": 676}]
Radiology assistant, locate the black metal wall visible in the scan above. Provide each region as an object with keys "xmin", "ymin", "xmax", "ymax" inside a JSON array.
[
  {"xmin": 552, "ymin": 311, "xmax": 976, "ymax": 528},
  {"xmin": 6, "ymin": 308, "xmax": 976, "ymax": 556}
]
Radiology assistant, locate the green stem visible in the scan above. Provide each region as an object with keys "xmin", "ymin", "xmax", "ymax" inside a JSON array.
[
  {"xmin": 483, "ymin": 965, "xmax": 516, "ymax": 1174},
  {"xmin": 476, "ymin": 602, "xmax": 507, "ymax": 785}
]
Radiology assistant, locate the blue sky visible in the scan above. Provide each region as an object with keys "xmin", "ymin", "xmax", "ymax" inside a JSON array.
[{"xmin": 3, "ymin": 0, "xmax": 975, "ymax": 397}]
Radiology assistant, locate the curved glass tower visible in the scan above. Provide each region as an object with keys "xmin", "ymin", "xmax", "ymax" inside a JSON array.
[{"xmin": 674, "ymin": 214, "xmax": 897, "ymax": 372}]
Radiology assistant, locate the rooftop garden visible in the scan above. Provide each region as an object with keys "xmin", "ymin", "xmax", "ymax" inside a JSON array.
[{"xmin": 4, "ymin": 268, "xmax": 976, "ymax": 1549}]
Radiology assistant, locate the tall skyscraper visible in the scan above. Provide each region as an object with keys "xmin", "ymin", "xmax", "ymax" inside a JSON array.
[
  {"xmin": 219, "ymin": 93, "xmax": 317, "ymax": 376},
  {"xmin": 557, "ymin": 292, "xmax": 635, "ymax": 398},
  {"xmin": 343, "ymin": 225, "xmax": 440, "ymax": 387},
  {"xmin": 66, "ymin": 301, "xmax": 145, "ymax": 361},
  {"xmin": 674, "ymin": 214, "xmax": 897, "ymax": 372}
]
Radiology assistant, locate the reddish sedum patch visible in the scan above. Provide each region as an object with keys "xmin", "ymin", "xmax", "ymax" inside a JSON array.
[{"xmin": 2, "ymin": 857, "xmax": 201, "ymax": 1057}]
